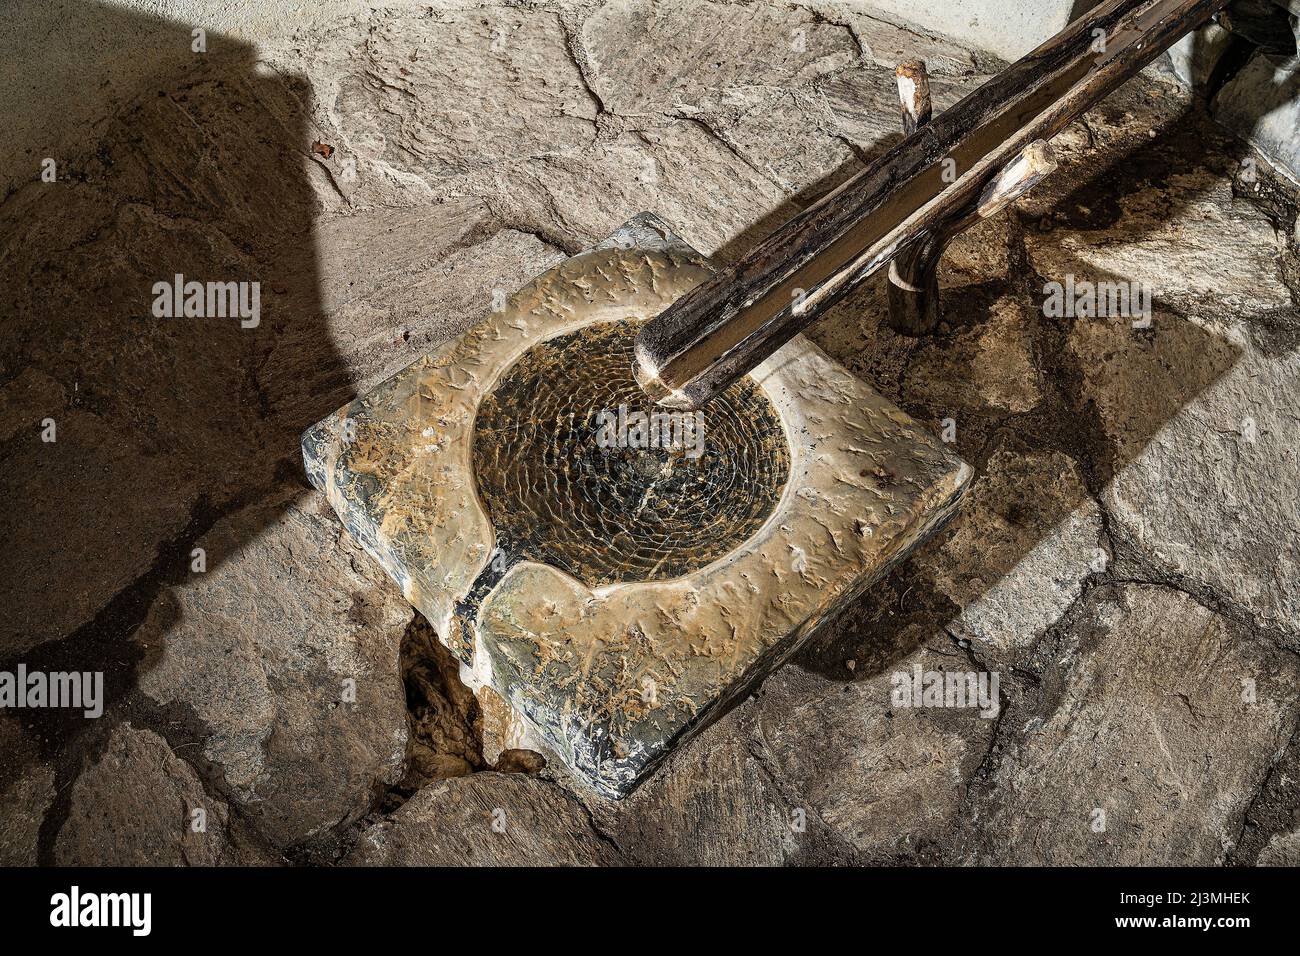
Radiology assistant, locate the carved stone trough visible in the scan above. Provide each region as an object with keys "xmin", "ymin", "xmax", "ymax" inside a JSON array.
[{"xmin": 303, "ymin": 214, "xmax": 970, "ymax": 799}]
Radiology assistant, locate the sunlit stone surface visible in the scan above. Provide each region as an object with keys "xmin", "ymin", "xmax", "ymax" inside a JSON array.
[{"xmin": 303, "ymin": 215, "xmax": 970, "ymax": 797}]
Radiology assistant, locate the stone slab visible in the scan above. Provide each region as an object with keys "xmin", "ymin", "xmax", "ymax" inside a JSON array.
[
  {"xmin": 303, "ymin": 214, "xmax": 970, "ymax": 799},
  {"xmin": 133, "ymin": 484, "xmax": 412, "ymax": 850},
  {"xmin": 344, "ymin": 772, "xmax": 618, "ymax": 867}
]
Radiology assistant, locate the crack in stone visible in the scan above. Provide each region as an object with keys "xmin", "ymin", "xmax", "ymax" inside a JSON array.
[
  {"xmin": 797, "ymin": 3, "xmax": 867, "ymax": 61},
  {"xmin": 558, "ymin": 13, "xmax": 610, "ymax": 122},
  {"xmin": 659, "ymin": 114, "xmax": 792, "ymax": 192},
  {"xmin": 14, "ymin": 472, "xmax": 301, "ymax": 864},
  {"xmin": 741, "ymin": 729, "xmax": 867, "ymax": 864},
  {"xmin": 1227, "ymin": 708, "xmax": 1300, "ymax": 863}
]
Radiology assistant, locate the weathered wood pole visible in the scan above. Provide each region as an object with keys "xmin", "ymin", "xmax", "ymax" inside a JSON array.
[{"xmin": 634, "ymin": 0, "xmax": 1229, "ymax": 409}]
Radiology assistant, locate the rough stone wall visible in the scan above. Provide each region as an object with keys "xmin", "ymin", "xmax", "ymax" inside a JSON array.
[{"xmin": 2, "ymin": 0, "xmax": 1298, "ymax": 865}]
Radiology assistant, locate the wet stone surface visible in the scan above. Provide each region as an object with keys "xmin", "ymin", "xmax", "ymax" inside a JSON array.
[{"xmin": 472, "ymin": 321, "xmax": 790, "ymax": 586}]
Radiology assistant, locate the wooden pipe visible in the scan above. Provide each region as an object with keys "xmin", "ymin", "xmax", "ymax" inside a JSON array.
[{"xmin": 633, "ymin": 0, "xmax": 1230, "ymax": 410}]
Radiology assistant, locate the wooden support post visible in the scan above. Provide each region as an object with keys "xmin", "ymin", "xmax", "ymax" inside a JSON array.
[
  {"xmin": 896, "ymin": 59, "xmax": 932, "ymax": 135},
  {"xmin": 887, "ymin": 118, "xmax": 1058, "ymax": 335},
  {"xmin": 888, "ymin": 59, "xmax": 938, "ymax": 335},
  {"xmin": 887, "ymin": 59, "xmax": 1059, "ymax": 336}
]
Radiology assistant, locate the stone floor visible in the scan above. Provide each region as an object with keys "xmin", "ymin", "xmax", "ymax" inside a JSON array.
[{"xmin": 2, "ymin": 0, "xmax": 1298, "ymax": 866}]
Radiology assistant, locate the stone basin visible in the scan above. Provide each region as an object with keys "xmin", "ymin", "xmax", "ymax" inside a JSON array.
[{"xmin": 302, "ymin": 214, "xmax": 971, "ymax": 798}]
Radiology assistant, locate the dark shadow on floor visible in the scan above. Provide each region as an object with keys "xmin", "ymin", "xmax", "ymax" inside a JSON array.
[{"xmin": 0, "ymin": 1, "xmax": 350, "ymax": 862}]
